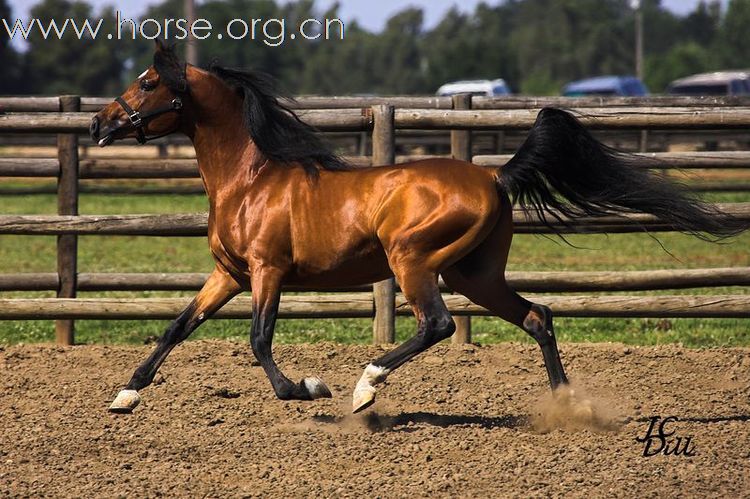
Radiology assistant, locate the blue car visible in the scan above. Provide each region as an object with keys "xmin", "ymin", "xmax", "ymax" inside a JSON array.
[{"xmin": 562, "ymin": 76, "xmax": 649, "ymax": 96}]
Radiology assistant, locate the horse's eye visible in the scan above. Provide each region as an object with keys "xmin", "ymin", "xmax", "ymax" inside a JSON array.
[{"xmin": 140, "ymin": 79, "xmax": 156, "ymax": 91}]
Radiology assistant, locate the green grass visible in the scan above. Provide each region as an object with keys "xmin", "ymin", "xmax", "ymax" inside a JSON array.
[{"xmin": 0, "ymin": 188, "xmax": 748, "ymax": 347}]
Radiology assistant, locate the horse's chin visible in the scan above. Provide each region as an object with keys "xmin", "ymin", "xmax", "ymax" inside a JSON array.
[{"xmin": 97, "ymin": 134, "xmax": 115, "ymax": 147}]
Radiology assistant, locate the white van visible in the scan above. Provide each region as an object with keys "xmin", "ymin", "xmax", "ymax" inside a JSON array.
[
  {"xmin": 667, "ymin": 71, "xmax": 750, "ymax": 96},
  {"xmin": 436, "ymin": 79, "xmax": 511, "ymax": 97}
]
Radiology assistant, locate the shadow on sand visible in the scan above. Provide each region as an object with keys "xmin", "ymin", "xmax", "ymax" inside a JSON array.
[
  {"xmin": 312, "ymin": 411, "xmax": 528, "ymax": 433},
  {"xmin": 626, "ymin": 414, "xmax": 750, "ymax": 425}
]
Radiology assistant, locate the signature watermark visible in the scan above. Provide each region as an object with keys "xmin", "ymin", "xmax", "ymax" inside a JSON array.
[
  {"xmin": 635, "ymin": 416, "xmax": 696, "ymax": 457},
  {"xmin": 2, "ymin": 11, "xmax": 345, "ymax": 47}
]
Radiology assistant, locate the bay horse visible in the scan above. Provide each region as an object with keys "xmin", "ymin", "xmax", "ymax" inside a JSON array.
[{"xmin": 91, "ymin": 41, "xmax": 742, "ymax": 414}]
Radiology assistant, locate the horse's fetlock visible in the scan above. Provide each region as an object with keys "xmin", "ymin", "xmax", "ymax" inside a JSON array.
[{"xmin": 275, "ymin": 384, "xmax": 294, "ymax": 400}]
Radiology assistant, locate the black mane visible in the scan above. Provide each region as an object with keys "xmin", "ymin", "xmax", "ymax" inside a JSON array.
[{"xmin": 210, "ymin": 65, "xmax": 351, "ymax": 176}]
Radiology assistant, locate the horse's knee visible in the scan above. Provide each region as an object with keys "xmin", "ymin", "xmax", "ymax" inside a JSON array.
[
  {"xmin": 160, "ymin": 306, "xmax": 200, "ymax": 345},
  {"xmin": 522, "ymin": 303, "xmax": 555, "ymax": 345}
]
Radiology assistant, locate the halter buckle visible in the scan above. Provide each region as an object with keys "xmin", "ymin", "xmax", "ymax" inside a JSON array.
[{"xmin": 129, "ymin": 112, "xmax": 143, "ymax": 129}]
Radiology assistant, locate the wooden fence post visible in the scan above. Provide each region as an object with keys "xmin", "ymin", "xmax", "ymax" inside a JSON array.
[
  {"xmin": 450, "ymin": 94, "xmax": 473, "ymax": 344},
  {"xmin": 56, "ymin": 95, "xmax": 80, "ymax": 345},
  {"xmin": 371, "ymin": 105, "xmax": 396, "ymax": 344}
]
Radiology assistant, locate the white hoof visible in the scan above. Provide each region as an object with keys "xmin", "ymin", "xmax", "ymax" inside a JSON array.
[
  {"xmin": 108, "ymin": 389, "xmax": 141, "ymax": 414},
  {"xmin": 351, "ymin": 364, "xmax": 389, "ymax": 413},
  {"xmin": 303, "ymin": 377, "xmax": 332, "ymax": 399},
  {"xmin": 352, "ymin": 386, "xmax": 376, "ymax": 414}
]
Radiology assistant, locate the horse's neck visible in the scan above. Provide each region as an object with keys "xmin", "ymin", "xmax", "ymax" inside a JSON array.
[{"xmin": 188, "ymin": 84, "xmax": 262, "ymax": 199}]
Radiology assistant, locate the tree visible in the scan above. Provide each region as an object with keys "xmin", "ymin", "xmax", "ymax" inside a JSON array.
[
  {"xmin": 645, "ymin": 42, "xmax": 714, "ymax": 91},
  {"xmin": 718, "ymin": 0, "xmax": 750, "ymax": 68},
  {"xmin": 297, "ymin": 20, "xmax": 379, "ymax": 95},
  {"xmin": 421, "ymin": 8, "xmax": 477, "ymax": 92},
  {"xmin": 511, "ymin": 0, "xmax": 633, "ymax": 94},
  {"xmin": 21, "ymin": 0, "xmax": 128, "ymax": 95},
  {"xmin": 683, "ymin": 0, "xmax": 721, "ymax": 47},
  {"xmin": 9, "ymin": 0, "xmax": 750, "ymax": 97},
  {"xmin": 0, "ymin": 0, "xmax": 22, "ymax": 93},
  {"xmin": 470, "ymin": 2, "xmax": 522, "ymax": 91},
  {"xmin": 370, "ymin": 8, "xmax": 426, "ymax": 94}
]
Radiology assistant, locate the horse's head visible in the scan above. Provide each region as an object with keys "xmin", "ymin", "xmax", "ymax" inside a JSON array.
[{"xmin": 90, "ymin": 40, "xmax": 189, "ymax": 147}]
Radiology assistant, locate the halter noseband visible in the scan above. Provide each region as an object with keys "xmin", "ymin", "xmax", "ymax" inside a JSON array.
[{"xmin": 114, "ymin": 95, "xmax": 184, "ymax": 144}]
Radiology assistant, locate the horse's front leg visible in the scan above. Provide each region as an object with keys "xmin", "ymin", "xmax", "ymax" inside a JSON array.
[
  {"xmin": 108, "ymin": 267, "xmax": 242, "ymax": 413},
  {"xmin": 250, "ymin": 268, "xmax": 332, "ymax": 401}
]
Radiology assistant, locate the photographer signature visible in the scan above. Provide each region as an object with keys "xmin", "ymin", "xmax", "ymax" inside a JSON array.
[{"xmin": 635, "ymin": 416, "xmax": 696, "ymax": 457}]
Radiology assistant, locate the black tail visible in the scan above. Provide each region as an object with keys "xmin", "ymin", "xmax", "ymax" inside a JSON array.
[{"xmin": 498, "ymin": 107, "xmax": 746, "ymax": 240}]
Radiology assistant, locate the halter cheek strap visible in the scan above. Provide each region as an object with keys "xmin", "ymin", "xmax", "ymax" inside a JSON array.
[{"xmin": 114, "ymin": 95, "xmax": 184, "ymax": 144}]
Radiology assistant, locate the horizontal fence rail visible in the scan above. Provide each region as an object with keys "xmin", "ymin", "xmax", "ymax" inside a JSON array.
[
  {"xmin": 0, "ymin": 294, "xmax": 748, "ymax": 320},
  {"xmin": 0, "ymin": 110, "xmax": 374, "ymax": 133},
  {"xmin": 4, "ymin": 151, "xmax": 750, "ymax": 179},
  {"xmin": 5, "ymin": 95, "xmax": 750, "ymax": 113},
  {"xmin": 473, "ymin": 151, "xmax": 750, "ymax": 169},
  {"xmin": 392, "ymin": 107, "xmax": 750, "ymax": 130},
  {"xmin": 0, "ymin": 268, "xmax": 748, "ymax": 293},
  {"xmin": 1, "ymin": 204, "xmax": 747, "ymax": 236},
  {"xmin": 4, "ymin": 107, "xmax": 750, "ymax": 134}
]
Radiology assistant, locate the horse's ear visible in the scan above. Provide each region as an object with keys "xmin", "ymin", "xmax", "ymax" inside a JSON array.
[{"xmin": 153, "ymin": 40, "xmax": 188, "ymax": 93}]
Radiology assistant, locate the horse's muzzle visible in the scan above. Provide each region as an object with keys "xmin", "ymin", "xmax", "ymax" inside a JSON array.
[
  {"xmin": 89, "ymin": 116, "xmax": 99, "ymax": 141},
  {"xmin": 90, "ymin": 116, "xmax": 116, "ymax": 147}
]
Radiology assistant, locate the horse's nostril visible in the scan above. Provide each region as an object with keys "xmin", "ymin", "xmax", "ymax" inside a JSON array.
[{"xmin": 89, "ymin": 117, "xmax": 99, "ymax": 139}]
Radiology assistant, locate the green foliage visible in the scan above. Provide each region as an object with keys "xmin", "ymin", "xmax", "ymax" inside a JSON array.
[
  {"xmin": 645, "ymin": 42, "xmax": 714, "ymax": 92},
  {"xmin": 718, "ymin": 0, "xmax": 750, "ymax": 68},
  {"xmin": 296, "ymin": 21, "xmax": 378, "ymax": 94},
  {"xmin": 512, "ymin": 0, "xmax": 634, "ymax": 93},
  {"xmin": 21, "ymin": 0, "xmax": 129, "ymax": 95},
  {"xmin": 1, "ymin": 0, "xmax": 746, "ymax": 96}
]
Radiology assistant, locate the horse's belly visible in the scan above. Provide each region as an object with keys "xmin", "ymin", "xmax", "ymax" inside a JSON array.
[{"xmin": 286, "ymin": 240, "xmax": 392, "ymax": 287}]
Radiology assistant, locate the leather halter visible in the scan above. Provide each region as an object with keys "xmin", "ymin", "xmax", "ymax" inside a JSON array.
[{"xmin": 114, "ymin": 95, "xmax": 184, "ymax": 144}]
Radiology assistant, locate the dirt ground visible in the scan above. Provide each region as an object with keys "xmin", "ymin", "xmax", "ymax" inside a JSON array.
[{"xmin": 1, "ymin": 340, "xmax": 749, "ymax": 498}]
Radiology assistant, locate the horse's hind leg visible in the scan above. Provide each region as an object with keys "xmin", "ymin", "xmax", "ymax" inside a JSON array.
[
  {"xmin": 109, "ymin": 267, "xmax": 242, "ymax": 413},
  {"xmin": 352, "ymin": 269, "xmax": 455, "ymax": 413},
  {"xmin": 443, "ymin": 268, "xmax": 568, "ymax": 390},
  {"xmin": 441, "ymin": 203, "xmax": 568, "ymax": 391}
]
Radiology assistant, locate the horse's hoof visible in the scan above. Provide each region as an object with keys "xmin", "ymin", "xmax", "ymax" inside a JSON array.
[
  {"xmin": 352, "ymin": 387, "xmax": 376, "ymax": 414},
  {"xmin": 303, "ymin": 377, "xmax": 332, "ymax": 399},
  {"xmin": 108, "ymin": 389, "xmax": 141, "ymax": 414}
]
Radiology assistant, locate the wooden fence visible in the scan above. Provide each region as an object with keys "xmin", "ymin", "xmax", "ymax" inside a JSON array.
[{"xmin": 1, "ymin": 95, "xmax": 749, "ymax": 345}]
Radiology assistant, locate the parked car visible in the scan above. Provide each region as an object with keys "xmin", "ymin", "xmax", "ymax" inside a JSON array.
[
  {"xmin": 436, "ymin": 79, "xmax": 511, "ymax": 97},
  {"xmin": 562, "ymin": 76, "xmax": 649, "ymax": 96},
  {"xmin": 666, "ymin": 71, "xmax": 750, "ymax": 96}
]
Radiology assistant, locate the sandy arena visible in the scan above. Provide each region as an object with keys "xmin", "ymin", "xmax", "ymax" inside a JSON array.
[{"xmin": 1, "ymin": 340, "xmax": 749, "ymax": 497}]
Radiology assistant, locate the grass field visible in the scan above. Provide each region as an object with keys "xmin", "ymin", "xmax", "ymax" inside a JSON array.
[{"xmin": 0, "ymin": 185, "xmax": 748, "ymax": 347}]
